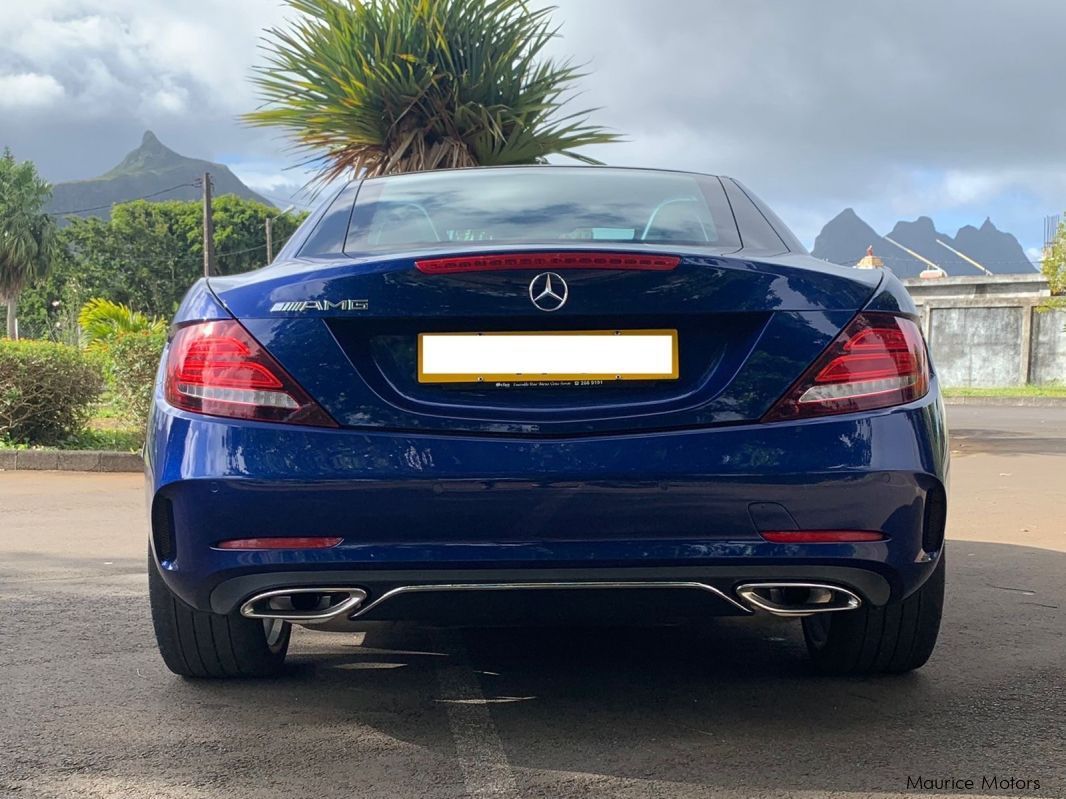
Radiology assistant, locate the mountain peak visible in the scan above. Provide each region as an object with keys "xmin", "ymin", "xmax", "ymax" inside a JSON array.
[
  {"xmin": 104, "ymin": 130, "xmax": 186, "ymax": 178},
  {"xmin": 822, "ymin": 207, "xmax": 872, "ymax": 231},
  {"xmin": 47, "ymin": 130, "xmax": 271, "ymax": 220},
  {"xmin": 811, "ymin": 207, "xmax": 883, "ymax": 268},
  {"xmin": 892, "ymin": 215, "xmax": 937, "ymax": 234},
  {"xmin": 813, "ymin": 208, "xmax": 1036, "ymax": 276},
  {"xmin": 822, "ymin": 208, "xmax": 865, "ymax": 227}
]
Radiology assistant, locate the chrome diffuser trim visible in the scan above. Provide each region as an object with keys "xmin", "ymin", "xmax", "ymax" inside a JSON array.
[
  {"xmin": 240, "ymin": 587, "xmax": 368, "ymax": 623},
  {"xmin": 350, "ymin": 580, "xmax": 751, "ymax": 618},
  {"xmin": 735, "ymin": 582, "xmax": 863, "ymax": 617}
]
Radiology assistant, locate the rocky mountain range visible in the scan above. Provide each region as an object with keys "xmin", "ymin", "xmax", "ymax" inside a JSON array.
[
  {"xmin": 812, "ymin": 208, "xmax": 1037, "ymax": 278},
  {"xmin": 46, "ymin": 131, "xmax": 272, "ymax": 220},
  {"xmin": 46, "ymin": 133, "xmax": 1039, "ymax": 280}
]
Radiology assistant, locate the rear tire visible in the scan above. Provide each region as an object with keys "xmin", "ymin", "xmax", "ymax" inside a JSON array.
[
  {"xmin": 802, "ymin": 554, "xmax": 945, "ymax": 676},
  {"xmin": 149, "ymin": 555, "xmax": 290, "ymax": 678}
]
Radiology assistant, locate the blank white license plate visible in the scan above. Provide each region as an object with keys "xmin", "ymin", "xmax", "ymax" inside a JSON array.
[{"xmin": 418, "ymin": 330, "xmax": 679, "ymax": 383}]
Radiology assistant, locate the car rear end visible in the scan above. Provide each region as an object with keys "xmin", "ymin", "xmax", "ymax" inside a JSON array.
[{"xmin": 146, "ymin": 167, "xmax": 948, "ymax": 678}]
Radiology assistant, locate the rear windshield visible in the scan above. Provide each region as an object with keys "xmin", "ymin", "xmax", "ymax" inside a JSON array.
[{"xmin": 335, "ymin": 168, "xmax": 743, "ymax": 255}]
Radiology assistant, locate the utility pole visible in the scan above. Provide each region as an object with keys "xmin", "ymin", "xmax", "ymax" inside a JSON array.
[{"xmin": 201, "ymin": 172, "xmax": 215, "ymax": 278}]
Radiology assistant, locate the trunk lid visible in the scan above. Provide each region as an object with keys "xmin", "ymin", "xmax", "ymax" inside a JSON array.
[{"xmin": 209, "ymin": 247, "xmax": 880, "ymax": 436}]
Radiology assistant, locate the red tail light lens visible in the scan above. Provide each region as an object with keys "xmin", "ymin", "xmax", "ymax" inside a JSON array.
[
  {"xmin": 763, "ymin": 313, "xmax": 929, "ymax": 422},
  {"xmin": 165, "ymin": 320, "xmax": 337, "ymax": 427},
  {"xmin": 760, "ymin": 530, "xmax": 886, "ymax": 543},
  {"xmin": 415, "ymin": 252, "xmax": 680, "ymax": 274}
]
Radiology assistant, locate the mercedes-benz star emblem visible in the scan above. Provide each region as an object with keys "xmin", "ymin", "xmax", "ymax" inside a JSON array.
[{"xmin": 529, "ymin": 272, "xmax": 568, "ymax": 312}]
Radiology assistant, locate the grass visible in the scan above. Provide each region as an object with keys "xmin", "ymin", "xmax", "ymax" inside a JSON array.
[
  {"xmin": 0, "ymin": 426, "xmax": 144, "ymax": 452},
  {"xmin": 944, "ymin": 385, "xmax": 1066, "ymax": 399},
  {"xmin": 62, "ymin": 426, "xmax": 145, "ymax": 452},
  {"xmin": 0, "ymin": 393, "xmax": 145, "ymax": 452}
]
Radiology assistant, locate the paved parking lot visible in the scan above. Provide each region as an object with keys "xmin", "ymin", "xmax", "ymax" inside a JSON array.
[{"xmin": 1, "ymin": 406, "xmax": 1063, "ymax": 799}]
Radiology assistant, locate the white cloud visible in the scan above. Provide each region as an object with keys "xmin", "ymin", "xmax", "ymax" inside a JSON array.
[
  {"xmin": 143, "ymin": 86, "xmax": 189, "ymax": 115},
  {"xmin": 548, "ymin": 0, "xmax": 1066, "ymax": 249},
  {"xmin": 0, "ymin": 0, "xmax": 293, "ymax": 178},
  {"xmin": 228, "ymin": 162, "xmax": 305, "ymax": 193},
  {"xmin": 0, "ymin": 73, "xmax": 66, "ymax": 110},
  {"xmin": 1, "ymin": 0, "xmax": 1064, "ymax": 251},
  {"xmin": 939, "ymin": 172, "xmax": 1008, "ymax": 207}
]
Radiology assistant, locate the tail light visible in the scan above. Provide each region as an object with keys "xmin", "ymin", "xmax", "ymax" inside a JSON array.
[
  {"xmin": 415, "ymin": 252, "xmax": 680, "ymax": 274},
  {"xmin": 763, "ymin": 312, "xmax": 929, "ymax": 422},
  {"xmin": 164, "ymin": 320, "xmax": 337, "ymax": 427}
]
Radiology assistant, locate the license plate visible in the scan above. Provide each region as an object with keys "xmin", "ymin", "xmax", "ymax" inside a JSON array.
[{"xmin": 418, "ymin": 330, "xmax": 679, "ymax": 383}]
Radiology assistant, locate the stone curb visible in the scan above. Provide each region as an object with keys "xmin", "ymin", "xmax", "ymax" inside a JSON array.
[
  {"xmin": 0, "ymin": 450, "xmax": 143, "ymax": 473},
  {"xmin": 944, "ymin": 396, "xmax": 1066, "ymax": 408}
]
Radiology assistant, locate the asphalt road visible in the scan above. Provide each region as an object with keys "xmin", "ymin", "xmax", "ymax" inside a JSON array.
[{"xmin": 1, "ymin": 405, "xmax": 1064, "ymax": 799}]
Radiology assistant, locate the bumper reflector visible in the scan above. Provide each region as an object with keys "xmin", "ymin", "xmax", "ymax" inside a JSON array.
[
  {"xmin": 215, "ymin": 537, "xmax": 344, "ymax": 550},
  {"xmin": 760, "ymin": 530, "xmax": 885, "ymax": 543}
]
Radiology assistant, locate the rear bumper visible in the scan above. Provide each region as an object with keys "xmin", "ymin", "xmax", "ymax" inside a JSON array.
[
  {"xmin": 209, "ymin": 565, "xmax": 889, "ymax": 623},
  {"xmin": 146, "ymin": 388, "xmax": 949, "ymax": 616}
]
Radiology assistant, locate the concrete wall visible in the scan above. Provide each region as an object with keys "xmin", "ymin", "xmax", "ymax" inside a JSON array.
[
  {"xmin": 929, "ymin": 307, "xmax": 1022, "ymax": 387},
  {"xmin": 1031, "ymin": 309, "xmax": 1066, "ymax": 385},
  {"xmin": 903, "ymin": 274, "xmax": 1065, "ymax": 387}
]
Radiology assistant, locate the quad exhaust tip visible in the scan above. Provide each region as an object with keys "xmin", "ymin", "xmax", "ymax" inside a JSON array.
[
  {"xmin": 735, "ymin": 582, "xmax": 862, "ymax": 617},
  {"xmin": 240, "ymin": 587, "xmax": 367, "ymax": 623}
]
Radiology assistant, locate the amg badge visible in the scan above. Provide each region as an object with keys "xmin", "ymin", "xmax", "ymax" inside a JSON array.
[{"xmin": 270, "ymin": 299, "xmax": 369, "ymax": 313}]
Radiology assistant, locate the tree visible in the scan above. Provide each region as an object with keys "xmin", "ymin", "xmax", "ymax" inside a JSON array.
[
  {"xmin": 0, "ymin": 150, "xmax": 58, "ymax": 339},
  {"xmin": 1043, "ymin": 218, "xmax": 1066, "ymax": 298},
  {"xmin": 244, "ymin": 0, "xmax": 620, "ymax": 185},
  {"xmin": 1040, "ymin": 219, "xmax": 1066, "ymax": 325},
  {"xmin": 18, "ymin": 196, "xmax": 306, "ymax": 332}
]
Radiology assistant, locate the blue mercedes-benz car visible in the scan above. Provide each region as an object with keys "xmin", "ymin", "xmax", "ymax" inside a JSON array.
[{"xmin": 147, "ymin": 166, "xmax": 947, "ymax": 678}]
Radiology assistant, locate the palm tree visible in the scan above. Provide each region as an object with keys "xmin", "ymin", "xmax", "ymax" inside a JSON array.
[
  {"xmin": 244, "ymin": 0, "xmax": 620, "ymax": 184},
  {"xmin": 78, "ymin": 298, "xmax": 167, "ymax": 346},
  {"xmin": 0, "ymin": 150, "xmax": 57, "ymax": 339}
]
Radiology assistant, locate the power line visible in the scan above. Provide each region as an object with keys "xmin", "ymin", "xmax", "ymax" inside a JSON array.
[
  {"xmin": 215, "ymin": 242, "xmax": 267, "ymax": 258},
  {"xmin": 48, "ymin": 182, "xmax": 198, "ymax": 216}
]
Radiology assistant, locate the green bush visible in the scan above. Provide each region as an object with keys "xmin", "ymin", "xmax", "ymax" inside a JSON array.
[
  {"xmin": 0, "ymin": 339, "xmax": 105, "ymax": 446},
  {"xmin": 106, "ymin": 329, "xmax": 167, "ymax": 425}
]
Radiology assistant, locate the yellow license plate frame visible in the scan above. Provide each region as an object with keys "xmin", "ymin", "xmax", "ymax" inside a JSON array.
[{"xmin": 417, "ymin": 329, "xmax": 680, "ymax": 384}]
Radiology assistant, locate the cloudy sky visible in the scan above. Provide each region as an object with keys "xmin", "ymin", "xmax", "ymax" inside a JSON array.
[{"xmin": 1, "ymin": 0, "xmax": 1063, "ymax": 257}]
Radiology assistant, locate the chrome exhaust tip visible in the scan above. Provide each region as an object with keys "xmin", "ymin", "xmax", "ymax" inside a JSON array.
[
  {"xmin": 735, "ymin": 582, "xmax": 862, "ymax": 617},
  {"xmin": 239, "ymin": 587, "xmax": 367, "ymax": 624}
]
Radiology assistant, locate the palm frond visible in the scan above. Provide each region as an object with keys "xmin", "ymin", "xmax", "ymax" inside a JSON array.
[
  {"xmin": 243, "ymin": 0, "xmax": 622, "ymax": 183},
  {"xmin": 78, "ymin": 298, "xmax": 166, "ymax": 344}
]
